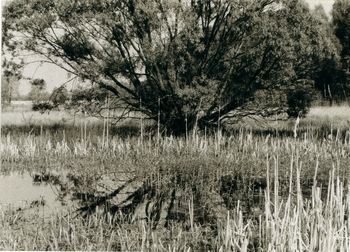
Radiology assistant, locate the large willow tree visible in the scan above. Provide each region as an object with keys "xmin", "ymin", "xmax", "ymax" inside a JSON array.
[{"xmin": 3, "ymin": 0, "xmax": 335, "ymax": 133}]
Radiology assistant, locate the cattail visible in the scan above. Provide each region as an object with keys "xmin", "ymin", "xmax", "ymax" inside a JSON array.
[{"xmin": 293, "ymin": 111, "xmax": 301, "ymax": 138}]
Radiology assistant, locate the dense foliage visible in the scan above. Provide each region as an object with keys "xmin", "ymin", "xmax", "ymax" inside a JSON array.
[
  {"xmin": 3, "ymin": 0, "xmax": 338, "ymax": 133},
  {"xmin": 331, "ymin": 0, "xmax": 350, "ymax": 102},
  {"xmin": 333, "ymin": 0, "xmax": 350, "ymax": 59}
]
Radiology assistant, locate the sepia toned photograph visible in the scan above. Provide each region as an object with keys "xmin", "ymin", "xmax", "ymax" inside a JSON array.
[{"xmin": 1, "ymin": 0, "xmax": 349, "ymax": 251}]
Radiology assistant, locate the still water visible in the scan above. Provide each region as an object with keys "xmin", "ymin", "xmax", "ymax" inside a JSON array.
[{"xmin": 0, "ymin": 172, "xmax": 65, "ymax": 215}]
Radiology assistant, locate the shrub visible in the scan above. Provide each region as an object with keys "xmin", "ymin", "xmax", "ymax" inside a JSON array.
[
  {"xmin": 287, "ymin": 78, "xmax": 316, "ymax": 118},
  {"xmin": 32, "ymin": 101, "xmax": 54, "ymax": 112}
]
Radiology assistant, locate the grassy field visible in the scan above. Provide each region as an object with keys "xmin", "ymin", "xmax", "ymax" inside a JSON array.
[{"xmin": 1, "ymin": 105, "xmax": 350, "ymax": 251}]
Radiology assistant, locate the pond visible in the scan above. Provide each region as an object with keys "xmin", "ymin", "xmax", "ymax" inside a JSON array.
[
  {"xmin": 0, "ymin": 171, "xmax": 273, "ymax": 222},
  {"xmin": 0, "ymin": 172, "xmax": 68, "ymax": 216}
]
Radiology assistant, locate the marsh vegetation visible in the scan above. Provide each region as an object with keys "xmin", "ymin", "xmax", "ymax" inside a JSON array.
[
  {"xmin": 1, "ymin": 105, "xmax": 350, "ymax": 251},
  {"xmin": 1, "ymin": 0, "xmax": 350, "ymax": 250}
]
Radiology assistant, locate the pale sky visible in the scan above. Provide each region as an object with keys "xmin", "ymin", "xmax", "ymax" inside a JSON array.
[
  {"xmin": 19, "ymin": 60, "xmax": 72, "ymax": 95},
  {"xmin": 306, "ymin": 0, "xmax": 335, "ymax": 15},
  {"xmin": 1, "ymin": 0, "xmax": 336, "ymax": 95}
]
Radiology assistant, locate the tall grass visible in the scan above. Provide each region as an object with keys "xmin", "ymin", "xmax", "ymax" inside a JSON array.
[
  {"xmin": 1, "ymin": 106, "xmax": 350, "ymax": 250},
  {"xmin": 0, "ymin": 154, "xmax": 348, "ymax": 251}
]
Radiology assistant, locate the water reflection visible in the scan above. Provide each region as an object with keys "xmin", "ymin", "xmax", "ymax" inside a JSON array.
[{"xmin": 0, "ymin": 172, "xmax": 65, "ymax": 215}]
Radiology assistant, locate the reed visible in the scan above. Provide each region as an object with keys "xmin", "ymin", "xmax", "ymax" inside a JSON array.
[{"xmin": 1, "ymin": 107, "xmax": 350, "ymax": 251}]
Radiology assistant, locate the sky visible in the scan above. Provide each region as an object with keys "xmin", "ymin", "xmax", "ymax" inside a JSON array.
[
  {"xmin": 1, "ymin": 0, "xmax": 336, "ymax": 95},
  {"xmin": 18, "ymin": 60, "xmax": 72, "ymax": 95},
  {"xmin": 306, "ymin": 0, "xmax": 335, "ymax": 15}
]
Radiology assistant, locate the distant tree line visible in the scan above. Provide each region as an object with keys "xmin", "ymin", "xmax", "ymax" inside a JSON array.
[
  {"xmin": 2, "ymin": 0, "xmax": 350, "ymax": 133},
  {"xmin": 312, "ymin": 0, "xmax": 350, "ymax": 105}
]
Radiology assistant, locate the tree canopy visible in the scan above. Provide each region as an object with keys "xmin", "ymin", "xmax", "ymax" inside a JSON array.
[
  {"xmin": 333, "ymin": 0, "xmax": 350, "ymax": 60},
  {"xmin": 1, "ymin": 59, "xmax": 21, "ymax": 106},
  {"xmin": 27, "ymin": 78, "xmax": 50, "ymax": 101},
  {"xmin": 330, "ymin": 0, "xmax": 350, "ymax": 102},
  {"xmin": 3, "ymin": 0, "xmax": 337, "ymax": 133}
]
